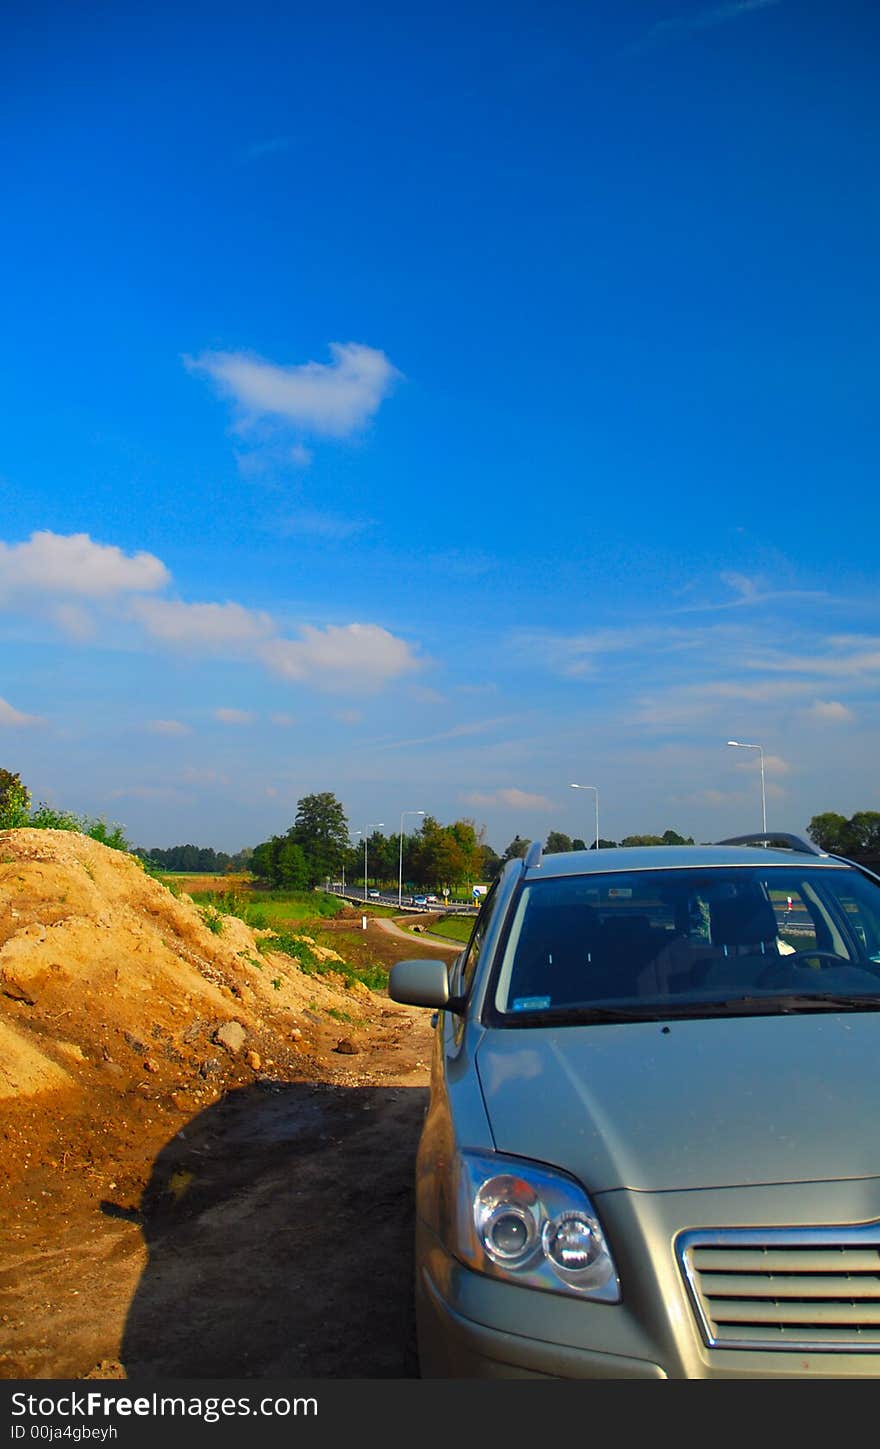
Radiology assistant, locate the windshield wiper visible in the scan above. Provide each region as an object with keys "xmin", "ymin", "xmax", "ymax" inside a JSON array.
[
  {"xmin": 504, "ymin": 993, "xmax": 880, "ymax": 1025},
  {"xmin": 682, "ymin": 993, "xmax": 880, "ymax": 1016},
  {"xmin": 506, "ymin": 1003, "xmax": 662, "ymax": 1025}
]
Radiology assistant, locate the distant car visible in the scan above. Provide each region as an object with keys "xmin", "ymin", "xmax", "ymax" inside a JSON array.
[
  {"xmin": 413, "ymin": 895, "xmax": 428, "ymax": 908},
  {"xmin": 390, "ymin": 833, "xmax": 880, "ymax": 1379},
  {"xmin": 368, "ymin": 890, "xmax": 380, "ymax": 899},
  {"xmin": 426, "ymin": 894, "xmax": 438, "ymax": 904}
]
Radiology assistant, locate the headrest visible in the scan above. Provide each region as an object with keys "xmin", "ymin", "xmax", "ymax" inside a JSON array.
[
  {"xmin": 709, "ymin": 892, "xmax": 778, "ymax": 948},
  {"xmin": 600, "ymin": 914, "xmax": 653, "ymax": 943}
]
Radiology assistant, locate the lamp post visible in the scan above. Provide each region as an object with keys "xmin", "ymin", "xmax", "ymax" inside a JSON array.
[
  {"xmin": 398, "ymin": 809, "xmax": 425, "ymax": 907},
  {"xmin": 359, "ymin": 822, "xmax": 384, "ymax": 899},
  {"xmin": 726, "ymin": 741, "xmax": 766, "ymax": 834},
  {"xmin": 571, "ymin": 783, "xmax": 600, "ymax": 851}
]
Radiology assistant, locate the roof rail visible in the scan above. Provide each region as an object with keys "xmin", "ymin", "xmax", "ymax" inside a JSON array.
[
  {"xmin": 524, "ymin": 839, "xmax": 543, "ymax": 869},
  {"xmin": 715, "ymin": 832, "xmax": 824, "ymax": 856}
]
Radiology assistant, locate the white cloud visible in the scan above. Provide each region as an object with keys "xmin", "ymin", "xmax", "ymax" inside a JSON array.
[
  {"xmin": 0, "ymin": 531, "xmax": 421, "ymax": 701},
  {"xmin": 513, "ymin": 625, "xmax": 694, "ymax": 678},
  {"xmin": 634, "ymin": 0, "xmax": 781, "ymax": 51},
  {"xmin": 806, "ymin": 699, "xmax": 854, "ymax": 723},
  {"xmin": 270, "ymin": 712, "xmax": 297, "ymax": 727},
  {"xmin": 0, "ymin": 531, "xmax": 168, "ymax": 598},
  {"xmin": 186, "ymin": 341, "xmax": 400, "ymax": 439},
  {"xmin": 462, "ymin": 788, "xmax": 555, "ymax": 811},
  {"xmin": 371, "ymin": 716, "xmax": 515, "ymax": 750},
  {"xmin": 728, "ymin": 750, "xmax": 790, "ymax": 776},
  {"xmin": 631, "ymin": 678, "xmax": 813, "ymax": 728},
  {"xmin": 280, "ymin": 510, "xmax": 372, "ymax": 540},
  {"xmin": 720, "ymin": 570, "xmax": 760, "ymax": 600},
  {"xmin": 130, "ymin": 598, "xmax": 275, "ymax": 649},
  {"xmin": 51, "ymin": 602, "xmax": 96, "ymax": 640},
  {"xmin": 0, "ymin": 697, "xmax": 45, "ymax": 728},
  {"xmin": 147, "ymin": 719, "xmax": 192, "ymax": 736},
  {"xmin": 214, "ymin": 708, "xmax": 255, "ymax": 725},
  {"xmin": 258, "ymin": 623, "xmax": 420, "ymax": 690},
  {"xmin": 748, "ymin": 643, "xmax": 880, "ymax": 678}
]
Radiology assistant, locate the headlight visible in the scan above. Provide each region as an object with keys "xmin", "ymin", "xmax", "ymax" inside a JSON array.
[{"xmin": 452, "ymin": 1150, "xmax": 620, "ymax": 1302}]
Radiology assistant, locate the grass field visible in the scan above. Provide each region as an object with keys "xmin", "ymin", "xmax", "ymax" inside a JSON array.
[{"xmin": 424, "ymin": 914, "xmax": 475, "ymax": 944}]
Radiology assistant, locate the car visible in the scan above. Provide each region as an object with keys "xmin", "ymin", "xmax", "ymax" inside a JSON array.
[
  {"xmin": 413, "ymin": 894, "xmax": 428, "ymax": 908},
  {"xmin": 389, "ymin": 833, "xmax": 880, "ymax": 1379},
  {"xmin": 426, "ymin": 894, "xmax": 438, "ymax": 904},
  {"xmin": 368, "ymin": 889, "xmax": 380, "ymax": 899}
]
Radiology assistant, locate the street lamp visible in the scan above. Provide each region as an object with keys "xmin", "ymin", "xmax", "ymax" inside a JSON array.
[
  {"xmin": 571, "ymin": 783, "xmax": 600, "ymax": 851},
  {"xmin": 726, "ymin": 741, "xmax": 767, "ymax": 834},
  {"xmin": 358, "ymin": 822, "xmax": 384, "ymax": 899},
  {"xmin": 398, "ymin": 809, "xmax": 425, "ymax": 907}
]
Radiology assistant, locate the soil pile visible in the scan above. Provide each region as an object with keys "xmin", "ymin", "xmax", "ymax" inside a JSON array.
[
  {"xmin": 0, "ymin": 828, "xmax": 431, "ymax": 1194},
  {"xmin": 0, "ymin": 828, "xmax": 446, "ymax": 1379}
]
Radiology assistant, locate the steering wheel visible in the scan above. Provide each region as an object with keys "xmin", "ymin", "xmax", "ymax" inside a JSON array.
[{"xmin": 756, "ymin": 951, "xmax": 846, "ymax": 987}]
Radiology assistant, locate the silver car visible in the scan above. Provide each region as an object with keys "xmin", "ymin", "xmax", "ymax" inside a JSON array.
[{"xmin": 390, "ymin": 835, "xmax": 880, "ymax": 1378}]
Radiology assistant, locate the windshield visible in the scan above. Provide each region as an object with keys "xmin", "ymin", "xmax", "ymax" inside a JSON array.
[{"xmin": 489, "ymin": 864, "xmax": 880, "ymax": 1023}]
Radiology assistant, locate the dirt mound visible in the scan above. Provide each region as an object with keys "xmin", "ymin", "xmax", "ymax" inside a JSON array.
[
  {"xmin": 0, "ymin": 828, "xmax": 442, "ymax": 1379},
  {"xmin": 0, "ymin": 830, "xmax": 425, "ymax": 1185}
]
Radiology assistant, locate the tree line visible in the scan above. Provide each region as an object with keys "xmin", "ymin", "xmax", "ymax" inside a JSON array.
[
  {"xmin": 9, "ymin": 766, "xmax": 877, "ymax": 892},
  {"xmin": 135, "ymin": 843, "xmax": 254, "ymax": 873},
  {"xmin": 246, "ymin": 793, "xmax": 700, "ymax": 892},
  {"xmin": 807, "ymin": 812, "xmax": 880, "ymax": 857}
]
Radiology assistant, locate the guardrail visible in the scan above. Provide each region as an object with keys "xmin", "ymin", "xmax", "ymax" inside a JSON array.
[{"xmin": 327, "ymin": 889, "xmax": 477, "ymax": 915}]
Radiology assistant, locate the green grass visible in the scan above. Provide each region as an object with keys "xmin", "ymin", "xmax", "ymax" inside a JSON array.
[
  {"xmin": 187, "ymin": 886, "xmax": 344, "ymax": 931},
  {"xmin": 422, "ymin": 914, "xmax": 475, "ymax": 944},
  {"xmin": 184, "ymin": 883, "xmax": 388, "ymax": 994},
  {"xmin": 258, "ymin": 929, "xmax": 388, "ymax": 992}
]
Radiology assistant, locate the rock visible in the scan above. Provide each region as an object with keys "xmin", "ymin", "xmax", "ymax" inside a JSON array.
[
  {"xmin": 245, "ymin": 1049, "xmax": 261, "ymax": 1071},
  {"xmin": 334, "ymin": 1038, "xmax": 360, "ymax": 1055},
  {"xmin": 199, "ymin": 1057, "xmax": 222, "ymax": 1077},
  {"xmin": 213, "ymin": 1020, "xmax": 247, "ymax": 1055},
  {"xmin": 1, "ymin": 979, "xmax": 37, "ymax": 1004},
  {"xmin": 143, "ymin": 1058, "xmax": 160, "ymax": 1073},
  {"xmin": 55, "ymin": 1041, "xmax": 87, "ymax": 1064}
]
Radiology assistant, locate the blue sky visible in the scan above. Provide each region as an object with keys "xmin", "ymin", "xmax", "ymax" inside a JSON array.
[{"xmin": 2, "ymin": 0, "xmax": 878, "ymax": 854}]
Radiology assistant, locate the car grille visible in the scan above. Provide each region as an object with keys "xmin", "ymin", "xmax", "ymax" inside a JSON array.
[{"xmin": 677, "ymin": 1224, "xmax": 880, "ymax": 1351}]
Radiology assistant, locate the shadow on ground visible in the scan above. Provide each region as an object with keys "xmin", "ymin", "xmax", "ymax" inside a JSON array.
[{"xmin": 109, "ymin": 1079, "xmax": 427, "ymax": 1377}]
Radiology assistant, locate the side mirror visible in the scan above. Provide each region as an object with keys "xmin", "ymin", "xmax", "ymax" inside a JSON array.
[{"xmin": 389, "ymin": 959, "xmax": 464, "ymax": 1013}]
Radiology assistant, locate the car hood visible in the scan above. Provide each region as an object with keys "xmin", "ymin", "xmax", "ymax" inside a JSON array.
[{"xmin": 475, "ymin": 1012, "xmax": 880, "ymax": 1192}]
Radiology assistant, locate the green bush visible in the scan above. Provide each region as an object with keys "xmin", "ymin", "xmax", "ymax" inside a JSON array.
[
  {"xmin": 8, "ymin": 792, "xmax": 134, "ymax": 856},
  {"xmin": 0, "ymin": 774, "xmax": 32, "ymax": 830}
]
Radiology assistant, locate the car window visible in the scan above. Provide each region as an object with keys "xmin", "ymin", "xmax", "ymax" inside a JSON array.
[
  {"xmin": 459, "ymin": 881, "xmax": 501, "ymax": 998},
  {"xmin": 489, "ymin": 864, "xmax": 880, "ymax": 1021}
]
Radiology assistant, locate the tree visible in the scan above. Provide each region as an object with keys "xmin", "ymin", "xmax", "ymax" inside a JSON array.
[
  {"xmin": 250, "ymin": 838, "xmax": 279, "ymax": 883},
  {"xmin": 847, "ymin": 812, "xmax": 880, "ymax": 855},
  {"xmin": 276, "ymin": 838, "xmax": 310, "ymax": 890},
  {"xmin": 502, "ymin": 835, "xmax": 531, "ymax": 862},
  {"xmin": 807, "ymin": 812, "xmax": 857, "ymax": 854},
  {"xmin": 545, "ymin": 831, "xmax": 574, "ymax": 854},
  {"xmin": 448, "ymin": 818, "xmax": 484, "ymax": 883},
  {"xmin": 0, "ymin": 769, "xmax": 31, "ymax": 829},
  {"xmin": 289, "ymin": 791, "xmax": 350, "ymax": 886}
]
